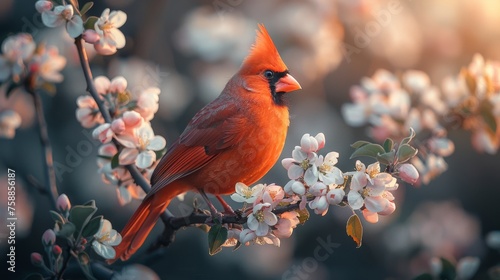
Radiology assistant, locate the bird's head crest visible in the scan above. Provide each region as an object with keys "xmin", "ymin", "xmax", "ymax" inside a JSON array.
[{"xmin": 239, "ymin": 24, "xmax": 288, "ymax": 75}]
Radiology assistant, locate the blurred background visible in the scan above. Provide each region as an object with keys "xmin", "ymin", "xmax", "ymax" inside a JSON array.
[{"xmin": 1, "ymin": 0, "xmax": 500, "ymax": 279}]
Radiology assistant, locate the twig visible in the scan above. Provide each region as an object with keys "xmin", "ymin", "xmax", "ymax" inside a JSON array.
[
  {"xmin": 57, "ymin": 245, "xmax": 72, "ymax": 280},
  {"xmin": 26, "ymin": 80, "xmax": 59, "ymax": 208},
  {"xmin": 148, "ymin": 199, "xmax": 312, "ymax": 252}
]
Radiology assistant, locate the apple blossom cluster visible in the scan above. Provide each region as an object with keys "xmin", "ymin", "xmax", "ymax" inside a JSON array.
[
  {"xmin": 76, "ymin": 75, "xmax": 165, "ymax": 205},
  {"xmin": 342, "ymin": 54, "xmax": 500, "ymax": 184},
  {"xmin": 35, "ymin": 1, "xmax": 127, "ymax": 55},
  {"xmin": 222, "ymin": 132, "xmax": 419, "ymax": 249},
  {"xmin": 0, "ymin": 33, "xmax": 66, "ymax": 139},
  {"xmin": 31, "ymin": 194, "xmax": 122, "ymax": 278}
]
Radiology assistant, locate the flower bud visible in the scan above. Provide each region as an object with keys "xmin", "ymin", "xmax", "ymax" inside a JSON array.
[
  {"xmin": 35, "ymin": 1, "xmax": 53, "ymax": 13},
  {"xmin": 42, "ymin": 229, "xmax": 56, "ymax": 246},
  {"xmin": 398, "ymin": 163, "xmax": 419, "ymax": 184},
  {"xmin": 300, "ymin": 134, "xmax": 319, "ymax": 153},
  {"xmin": 122, "ymin": 111, "xmax": 143, "ymax": 128},
  {"xmin": 111, "ymin": 118, "xmax": 125, "ymax": 134},
  {"xmin": 52, "ymin": 245, "xmax": 62, "ymax": 256},
  {"xmin": 315, "ymin": 133, "xmax": 325, "ymax": 150},
  {"xmin": 56, "ymin": 194, "xmax": 71, "ymax": 212},
  {"xmin": 82, "ymin": 30, "xmax": 100, "ymax": 44},
  {"xmin": 31, "ymin": 252, "xmax": 44, "ymax": 267},
  {"xmin": 326, "ymin": 188, "xmax": 345, "ymax": 205}
]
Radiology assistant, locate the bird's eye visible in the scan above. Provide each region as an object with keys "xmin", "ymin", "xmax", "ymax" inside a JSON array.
[{"xmin": 264, "ymin": 70, "xmax": 274, "ymax": 79}]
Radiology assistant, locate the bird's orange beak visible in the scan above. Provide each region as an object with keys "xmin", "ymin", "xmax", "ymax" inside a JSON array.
[{"xmin": 276, "ymin": 73, "xmax": 301, "ymax": 93}]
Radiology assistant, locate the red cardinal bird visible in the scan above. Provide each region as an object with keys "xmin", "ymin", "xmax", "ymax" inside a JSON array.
[{"xmin": 111, "ymin": 24, "xmax": 301, "ymax": 262}]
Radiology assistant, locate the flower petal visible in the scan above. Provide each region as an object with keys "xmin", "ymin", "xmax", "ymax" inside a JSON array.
[
  {"xmin": 119, "ymin": 148, "xmax": 138, "ymax": 165},
  {"xmin": 94, "ymin": 76, "xmax": 111, "ymax": 95},
  {"xmin": 109, "ymin": 10, "xmax": 127, "ymax": 28},
  {"xmin": 66, "ymin": 15, "xmax": 84, "ymax": 38},
  {"xmin": 348, "ymin": 191, "xmax": 364, "ymax": 209},
  {"xmin": 288, "ymin": 165, "xmax": 303, "ymax": 180},
  {"xmin": 365, "ymin": 196, "xmax": 388, "ymax": 213},
  {"xmin": 263, "ymin": 212, "xmax": 278, "ymax": 226},
  {"xmin": 109, "ymin": 28, "xmax": 126, "ymax": 49},
  {"xmin": 42, "ymin": 11, "xmax": 65, "ymax": 27},
  {"xmin": 146, "ymin": 136, "xmax": 166, "ymax": 151},
  {"xmin": 135, "ymin": 150, "xmax": 155, "ymax": 169},
  {"xmin": 362, "ymin": 209, "xmax": 379, "ymax": 223},
  {"xmin": 92, "ymin": 241, "xmax": 116, "ymax": 259}
]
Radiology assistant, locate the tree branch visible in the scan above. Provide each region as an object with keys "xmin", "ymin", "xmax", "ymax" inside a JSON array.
[
  {"xmin": 148, "ymin": 199, "xmax": 311, "ymax": 252},
  {"xmin": 26, "ymin": 81, "xmax": 59, "ymax": 208}
]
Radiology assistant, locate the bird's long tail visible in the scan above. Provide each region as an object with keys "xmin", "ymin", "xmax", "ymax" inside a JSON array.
[{"xmin": 109, "ymin": 183, "xmax": 185, "ymax": 263}]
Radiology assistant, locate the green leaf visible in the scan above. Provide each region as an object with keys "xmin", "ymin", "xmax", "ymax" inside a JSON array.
[
  {"xmin": 400, "ymin": 128, "xmax": 416, "ymax": 146},
  {"xmin": 208, "ymin": 224, "xmax": 228, "ymax": 256},
  {"xmin": 23, "ymin": 273, "xmax": 44, "ymax": 280},
  {"xmin": 480, "ymin": 100, "xmax": 497, "ymax": 133},
  {"xmin": 155, "ymin": 148, "xmax": 167, "ymax": 160},
  {"xmin": 78, "ymin": 252, "xmax": 97, "ymax": 280},
  {"xmin": 57, "ymin": 222, "xmax": 76, "ymax": 238},
  {"xmin": 383, "ymin": 138, "xmax": 394, "ymax": 153},
  {"xmin": 49, "ymin": 210, "xmax": 65, "ymax": 224},
  {"xmin": 111, "ymin": 152, "xmax": 120, "ymax": 169},
  {"xmin": 69, "ymin": 205, "xmax": 98, "ymax": 236},
  {"xmin": 439, "ymin": 257, "xmax": 456, "ymax": 280},
  {"xmin": 84, "ymin": 16, "xmax": 99, "ymax": 30},
  {"xmin": 83, "ymin": 200, "xmax": 96, "ymax": 207},
  {"xmin": 82, "ymin": 215, "xmax": 102, "ymax": 237},
  {"xmin": 350, "ymin": 140, "xmax": 371, "ymax": 149},
  {"xmin": 80, "ymin": 2, "xmax": 93, "ymax": 15},
  {"xmin": 412, "ymin": 273, "xmax": 434, "ymax": 280},
  {"xmin": 346, "ymin": 214, "xmax": 363, "ymax": 248},
  {"xmin": 350, "ymin": 143, "xmax": 385, "ymax": 159},
  {"xmin": 376, "ymin": 151, "xmax": 395, "ymax": 165},
  {"xmin": 396, "ymin": 144, "xmax": 418, "ymax": 163}
]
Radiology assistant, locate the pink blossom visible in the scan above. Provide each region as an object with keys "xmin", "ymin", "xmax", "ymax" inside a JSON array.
[
  {"xmin": 136, "ymin": 87, "xmax": 161, "ymax": 121},
  {"xmin": 76, "ymin": 95, "xmax": 103, "ymax": 128},
  {"xmin": 30, "ymin": 45, "xmax": 66, "ymax": 83},
  {"xmin": 82, "ymin": 30, "xmax": 100, "ymax": 44},
  {"xmin": 92, "ymin": 123, "xmax": 114, "ymax": 143},
  {"xmin": 273, "ymin": 211, "xmax": 299, "ymax": 238},
  {"xmin": 258, "ymin": 184, "xmax": 285, "ymax": 208},
  {"xmin": 398, "ymin": 163, "xmax": 419, "ymax": 184},
  {"xmin": 42, "ymin": 229, "xmax": 56, "ymax": 246},
  {"xmin": 30, "ymin": 252, "xmax": 44, "ymax": 266},
  {"xmin": 115, "ymin": 122, "xmax": 166, "ymax": 168},
  {"xmin": 94, "ymin": 76, "xmax": 128, "ymax": 95},
  {"xmin": 0, "ymin": 33, "xmax": 35, "ymax": 82},
  {"xmin": 247, "ymin": 203, "xmax": 277, "ymax": 236},
  {"xmin": 40, "ymin": 4, "xmax": 83, "ymax": 38},
  {"xmin": 56, "ymin": 194, "xmax": 71, "ymax": 212},
  {"xmin": 93, "ymin": 9, "xmax": 127, "ymax": 55}
]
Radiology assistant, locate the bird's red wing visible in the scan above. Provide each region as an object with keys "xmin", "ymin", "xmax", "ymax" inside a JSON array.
[{"xmin": 148, "ymin": 99, "xmax": 247, "ymax": 196}]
